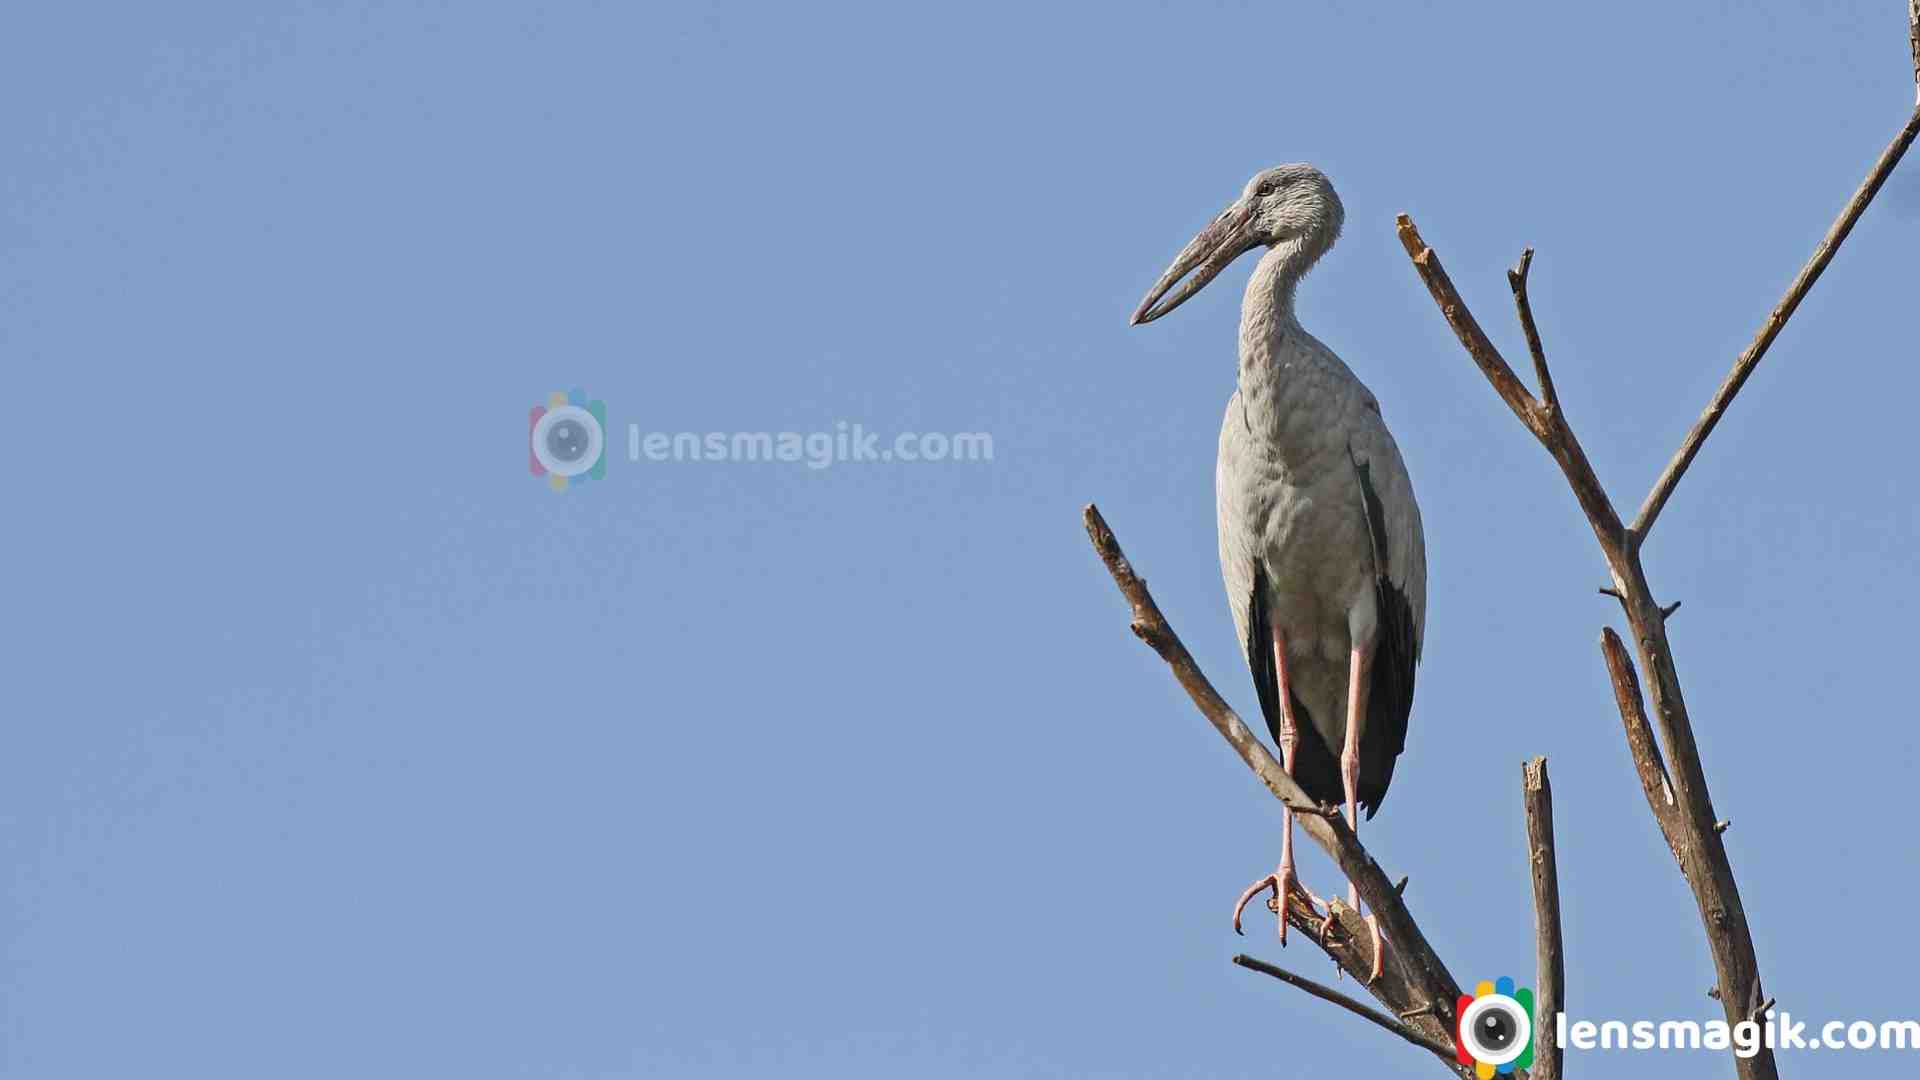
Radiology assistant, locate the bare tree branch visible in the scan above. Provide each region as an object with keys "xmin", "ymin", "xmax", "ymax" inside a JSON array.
[
  {"xmin": 1396, "ymin": 74, "xmax": 1920, "ymax": 1048},
  {"xmin": 1395, "ymin": 224, "xmax": 1548, "ymax": 439},
  {"xmin": 1599, "ymin": 628, "xmax": 1682, "ymax": 865},
  {"xmin": 1521, "ymin": 758, "xmax": 1565, "ymax": 1080},
  {"xmin": 1507, "ymin": 249, "xmax": 1558, "ymax": 411},
  {"xmin": 1632, "ymin": 99, "xmax": 1920, "ymax": 540},
  {"xmin": 1233, "ymin": 954, "xmax": 1467, "ymax": 1072},
  {"xmin": 1396, "ymin": 220, "xmax": 1625, "ymax": 553},
  {"xmin": 1395, "ymin": 224, "xmax": 1779, "ymax": 1080},
  {"xmin": 1083, "ymin": 503, "xmax": 1473, "ymax": 1069}
]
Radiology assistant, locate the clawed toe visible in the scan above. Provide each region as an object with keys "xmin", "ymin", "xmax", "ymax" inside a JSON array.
[
  {"xmin": 1231, "ymin": 874, "xmax": 1279, "ymax": 938},
  {"xmin": 1232, "ymin": 868, "xmax": 1324, "ymax": 944}
]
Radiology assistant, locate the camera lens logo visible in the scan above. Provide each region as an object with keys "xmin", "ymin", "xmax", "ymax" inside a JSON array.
[
  {"xmin": 528, "ymin": 390, "xmax": 606, "ymax": 492},
  {"xmin": 1455, "ymin": 976, "xmax": 1534, "ymax": 1077}
]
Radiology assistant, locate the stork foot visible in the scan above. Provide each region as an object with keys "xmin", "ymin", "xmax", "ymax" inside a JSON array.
[{"xmin": 1231, "ymin": 864, "xmax": 1325, "ymax": 943}]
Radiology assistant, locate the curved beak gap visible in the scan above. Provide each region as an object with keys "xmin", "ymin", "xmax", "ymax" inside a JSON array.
[{"xmin": 1130, "ymin": 203, "xmax": 1258, "ymax": 325}]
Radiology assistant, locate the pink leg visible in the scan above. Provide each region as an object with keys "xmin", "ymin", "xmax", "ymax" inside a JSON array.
[
  {"xmin": 1233, "ymin": 627, "xmax": 1327, "ymax": 943},
  {"xmin": 1343, "ymin": 643, "xmax": 1385, "ymax": 983}
]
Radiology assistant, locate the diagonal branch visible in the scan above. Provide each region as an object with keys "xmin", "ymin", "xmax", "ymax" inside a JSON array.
[
  {"xmin": 1233, "ymin": 954, "xmax": 1467, "ymax": 1072},
  {"xmin": 1083, "ymin": 503, "xmax": 1472, "ymax": 1069},
  {"xmin": 1632, "ymin": 98, "xmax": 1920, "ymax": 540},
  {"xmin": 1520, "ymin": 758, "xmax": 1565, "ymax": 1080}
]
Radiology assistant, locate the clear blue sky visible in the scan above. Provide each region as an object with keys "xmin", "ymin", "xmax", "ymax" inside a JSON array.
[{"xmin": 7, "ymin": 2, "xmax": 1918, "ymax": 1076}]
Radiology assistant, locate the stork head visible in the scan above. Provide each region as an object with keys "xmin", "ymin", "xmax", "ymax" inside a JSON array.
[{"xmin": 1130, "ymin": 163, "xmax": 1344, "ymax": 325}]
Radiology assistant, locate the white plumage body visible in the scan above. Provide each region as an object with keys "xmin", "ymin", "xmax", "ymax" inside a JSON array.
[{"xmin": 1216, "ymin": 299, "xmax": 1426, "ymax": 793}]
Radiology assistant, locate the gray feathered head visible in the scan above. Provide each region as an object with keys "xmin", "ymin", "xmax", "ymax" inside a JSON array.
[{"xmin": 1132, "ymin": 164, "xmax": 1344, "ymax": 325}]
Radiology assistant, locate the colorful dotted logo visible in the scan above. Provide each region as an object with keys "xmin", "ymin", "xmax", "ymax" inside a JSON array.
[
  {"xmin": 1455, "ymin": 976, "xmax": 1534, "ymax": 1077},
  {"xmin": 528, "ymin": 389, "xmax": 606, "ymax": 492}
]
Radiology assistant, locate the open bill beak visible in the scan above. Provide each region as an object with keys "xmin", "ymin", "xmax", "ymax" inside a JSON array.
[{"xmin": 1130, "ymin": 201, "xmax": 1259, "ymax": 325}]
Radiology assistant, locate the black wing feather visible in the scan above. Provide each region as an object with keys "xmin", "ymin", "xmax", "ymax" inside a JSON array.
[{"xmin": 1348, "ymin": 448, "xmax": 1419, "ymax": 819}]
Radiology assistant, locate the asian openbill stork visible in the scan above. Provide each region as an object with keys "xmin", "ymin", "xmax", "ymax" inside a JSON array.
[{"xmin": 1131, "ymin": 164, "xmax": 1426, "ymax": 982}]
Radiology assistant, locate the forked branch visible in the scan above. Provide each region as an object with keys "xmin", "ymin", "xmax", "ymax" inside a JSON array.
[
  {"xmin": 1396, "ymin": 221, "xmax": 1623, "ymax": 552},
  {"xmin": 1399, "ymin": 211, "xmax": 1776, "ymax": 1076},
  {"xmin": 1394, "ymin": 43, "xmax": 1919, "ymax": 1078}
]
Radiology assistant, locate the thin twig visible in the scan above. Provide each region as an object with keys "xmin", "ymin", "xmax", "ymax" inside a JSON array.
[
  {"xmin": 1521, "ymin": 758, "xmax": 1565, "ymax": 1080},
  {"xmin": 1507, "ymin": 249, "xmax": 1558, "ymax": 410},
  {"xmin": 1604, "ymin": 588, "xmax": 1680, "ymax": 620},
  {"xmin": 1632, "ymin": 100, "xmax": 1920, "ymax": 541},
  {"xmin": 1233, "ymin": 955, "xmax": 1467, "ymax": 1070}
]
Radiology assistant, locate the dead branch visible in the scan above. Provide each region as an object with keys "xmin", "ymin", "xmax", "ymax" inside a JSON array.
[
  {"xmin": 1233, "ymin": 954, "xmax": 1465, "ymax": 1069},
  {"xmin": 1399, "ymin": 211, "xmax": 1776, "ymax": 1077},
  {"xmin": 1394, "ymin": 51, "xmax": 1919, "ymax": 1077},
  {"xmin": 1600, "ymin": 628, "xmax": 1683, "ymax": 865},
  {"xmin": 1506, "ymin": 249, "xmax": 1557, "ymax": 411},
  {"xmin": 1521, "ymin": 758, "xmax": 1564, "ymax": 1080},
  {"xmin": 1633, "ymin": 99, "xmax": 1920, "ymax": 540},
  {"xmin": 1395, "ymin": 220, "xmax": 1624, "ymax": 551},
  {"xmin": 1083, "ymin": 503, "xmax": 1474, "ymax": 1072}
]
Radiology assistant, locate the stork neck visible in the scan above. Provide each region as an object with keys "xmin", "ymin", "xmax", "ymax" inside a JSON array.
[{"xmin": 1237, "ymin": 238, "xmax": 1320, "ymax": 380}]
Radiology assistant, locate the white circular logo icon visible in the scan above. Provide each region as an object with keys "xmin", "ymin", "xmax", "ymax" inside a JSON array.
[{"xmin": 530, "ymin": 404, "xmax": 604, "ymax": 478}]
